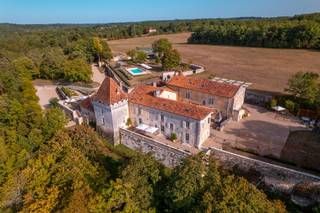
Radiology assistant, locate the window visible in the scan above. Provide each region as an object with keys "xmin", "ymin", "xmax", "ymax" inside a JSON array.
[
  {"xmin": 161, "ymin": 114, "xmax": 164, "ymax": 122},
  {"xmin": 208, "ymin": 117, "xmax": 210, "ymax": 124},
  {"xmin": 138, "ymin": 108, "xmax": 141, "ymax": 115},
  {"xmin": 209, "ymin": 98, "xmax": 214, "ymax": 105},
  {"xmin": 186, "ymin": 92, "xmax": 191, "ymax": 99},
  {"xmin": 139, "ymin": 118, "xmax": 142, "ymax": 124},
  {"xmin": 170, "ymin": 123, "xmax": 174, "ymax": 131},
  {"xmin": 202, "ymin": 100, "xmax": 206, "ymax": 105},
  {"xmin": 185, "ymin": 133, "xmax": 190, "ymax": 141},
  {"xmin": 102, "ymin": 118, "xmax": 105, "ymax": 125},
  {"xmin": 161, "ymin": 125, "xmax": 165, "ymax": 132},
  {"xmin": 186, "ymin": 121, "xmax": 190, "ymax": 129}
]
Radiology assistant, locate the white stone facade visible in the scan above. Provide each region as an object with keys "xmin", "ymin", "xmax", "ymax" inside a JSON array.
[
  {"xmin": 93, "ymin": 99, "xmax": 129, "ymax": 144},
  {"xmin": 129, "ymin": 103, "xmax": 211, "ymax": 148}
]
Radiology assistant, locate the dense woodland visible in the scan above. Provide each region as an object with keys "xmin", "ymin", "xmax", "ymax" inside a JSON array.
[
  {"xmin": 1, "ymin": 13, "xmax": 320, "ymax": 212},
  {"xmin": 188, "ymin": 13, "xmax": 320, "ymax": 49}
]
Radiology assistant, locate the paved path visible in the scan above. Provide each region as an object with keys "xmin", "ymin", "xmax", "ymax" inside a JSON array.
[
  {"xmin": 91, "ymin": 64, "xmax": 106, "ymax": 84},
  {"xmin": 34, "ymin": 85, "xmax": 59, "ymax": 109}
]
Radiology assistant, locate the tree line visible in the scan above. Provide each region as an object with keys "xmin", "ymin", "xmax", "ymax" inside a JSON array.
[{"xmin": 188, "ymin": 14, "xmax": 320, "ymax": 49}]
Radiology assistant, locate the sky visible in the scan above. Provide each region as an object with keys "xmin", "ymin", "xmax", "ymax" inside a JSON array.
[{"xmin": 1, "ymin": 0, "xmax": 320, "ymax": 24}]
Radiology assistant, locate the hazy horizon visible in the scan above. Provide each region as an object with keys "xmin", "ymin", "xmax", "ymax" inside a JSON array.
[{"xmin": 1, "ymin": 0, "xmax": 320, "ymax": 24}]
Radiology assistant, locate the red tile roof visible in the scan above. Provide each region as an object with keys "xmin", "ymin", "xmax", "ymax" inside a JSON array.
[
  {"xmin": 129, "ymin": 85, "xmax": 214, "ymax": 120},
  {"xmin": 93, "ymin": 77, "xmax": 127, "ymax": 105},
  {"xmin": 167, "ymin": 76, "xmax": 240, "ymax": 98},
  {"xmin": 80, "ymin": 97, "xmax": 94, "ymax": 112}
]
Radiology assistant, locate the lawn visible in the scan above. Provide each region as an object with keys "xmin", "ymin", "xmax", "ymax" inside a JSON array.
[{"xmin": 108, "ymin": 33, "xmax": 320, "ymax": 93}]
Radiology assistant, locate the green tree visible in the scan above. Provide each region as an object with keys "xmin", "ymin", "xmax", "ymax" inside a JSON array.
[
  {"xmin": 92, "ymin": 37, "xmax": 103, "ymax": 63},
  {"xmin": 121, "ymin": 154, "xmax": 161, "ymax": 210},
  {"xmin": 42, "ymin": 108, "xmax": 65, "ymax": 140},
  {"xmin": 91, "ymin": 37, "xmax": 112, "ymax": 64},
  {"xmin": 39, "ymin": 48, "xmax": 65, "ymax": 80},
  {"xmin": 286, "ymin": 72, "xmax": 320, "ymax": 103},
  {"xmin": 63, "ymin": 58, "xmax": 92, "ymax": 82},
  {"xmin": 90, "ymin": 179, "xmax": 139, "ymax": 213},
  {"xmin": 101, "ymin": 40, "xmax": 113, "ymax": 61},
  {"xmin": 49, "ymin": 97, "xmax": 59, "ymax": 108},
  {"xmin": 12, "ymin": 57, "xmax": 39, "ymax": 79},
  {"xmin": 164, "ymin": 154, "xmax": 206, "ymax": 211},
  {"xmin": 152, "ymin": 38, "xmax": 172, "ymax": 57},
  {"xmin": 161, "ymin": 49, "xmax": 181, "ymax": 70},
  {"xmin": 127, "ymin": 49, "xmax": 147, "ymax": 63}
]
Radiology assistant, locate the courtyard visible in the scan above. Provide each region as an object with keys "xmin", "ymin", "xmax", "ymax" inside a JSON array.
[{"xmin": 205, "ymin": 104, "xmax": 307, "ymax": 158}]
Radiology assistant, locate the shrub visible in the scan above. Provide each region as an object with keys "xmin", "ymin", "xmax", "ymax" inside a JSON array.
[
  {"xmin": 126, "ymin": 118, "xmax": 132, "ymax": 126},
  {"xmin": 170, "ymin": 133, "xmax": 177, "ymax": 141},
  {"xmin": 61, "ymin": 87, "xmax": 77, "ymax": 97},
  {"xmin": 49, "ymin": 97, "xmax": 59, "ymax": 108},
  {"xmin": 270, "ymin": 98, "xmax": 277, "ymax": 108},
  {"xmin": 285, "ymin": 100, "xmax": 296, "ymax": 113}
]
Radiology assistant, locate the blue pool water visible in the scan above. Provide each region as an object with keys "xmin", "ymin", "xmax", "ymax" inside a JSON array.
[{"xmin": 130, "ymin": 68, "xmax": 143, "ymax": 74}]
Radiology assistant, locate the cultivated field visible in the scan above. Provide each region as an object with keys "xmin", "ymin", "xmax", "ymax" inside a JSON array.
[{"xmin": 109, "ymin": 33, "xmax": 320, "ymax": 93}]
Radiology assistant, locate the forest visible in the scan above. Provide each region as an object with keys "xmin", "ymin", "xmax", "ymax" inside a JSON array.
[
  {"xmin": 1, "ymin": 13, "xmax": 320, "ymax": 212},
  {"xmin": 188, "ymin": 13, "xmax": 320, "ymax": 48}
]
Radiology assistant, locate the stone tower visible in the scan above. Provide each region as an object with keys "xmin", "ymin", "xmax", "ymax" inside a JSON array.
[{"xmin": 92, "ymin": 77, "xmax": 129, "ymax": 145}]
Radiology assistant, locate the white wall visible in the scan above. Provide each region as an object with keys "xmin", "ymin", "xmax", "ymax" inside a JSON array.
[
  {"xmin": 93, "ymin": 100, "xmax": 129, "ymax": 144},
  {"xmin": 129, "ymin": 103, "xmax": 211, "ymax": 148}
]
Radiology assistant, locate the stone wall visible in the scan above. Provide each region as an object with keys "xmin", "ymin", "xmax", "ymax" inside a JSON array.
[
  {"xmin": 209, "ymin": 148, "xmax": 320, "ymax": 195},
  {"xmin": 119, "ymin": 128, "xmax": 320, "ymax": 195},
  {"xmin": 245, "ymin": 89, "xmax": 275, "ymax": 106},
  {"xmin": 119, "ymin": 128, "xmax": 190, "ymax": 167}
]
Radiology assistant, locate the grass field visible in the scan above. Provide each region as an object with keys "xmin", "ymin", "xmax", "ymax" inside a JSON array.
[{"xmin": 109, "ymin": 33, "xmax": 320, "ymax": 93}]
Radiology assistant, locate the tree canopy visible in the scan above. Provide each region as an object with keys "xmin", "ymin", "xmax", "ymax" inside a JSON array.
[
  {"xmin": 152, "ymin": 39, "xmax": 181, "ymax": 70},
  {"xmin": 127, "ymin": 49, "xmax": 148, "ymax": 63},
  {"xmin": 286, "ymin": 72, "xmax": 320, "ymax": 103},
  {"xmin": 63, "ymin": 58, "xmax": 92, "ymax": 82}
]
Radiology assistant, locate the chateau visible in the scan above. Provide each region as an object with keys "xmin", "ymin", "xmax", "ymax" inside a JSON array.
[{"xmin": 81, "ymin": 75, "xmax": 246, "ymax": 148}]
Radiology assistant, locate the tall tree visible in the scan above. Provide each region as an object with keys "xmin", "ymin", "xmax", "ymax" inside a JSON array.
[
  {"xmin": 286, "ymin": 72, "xmax": 320, "ymax": 103},
  {"xmin": 12, "ymin": 57, "xmax": 39, "ymax": 79},
  {"xmin": 91, "ymin": 37, "xmax": 112, "ymax": 65},
  {"xmin": 121, "ymin": 154, "xmax": 161, "ymax": 210},
  {"xmin": 152, "ymin": 38, "xmax": 173, "ymax": 57},
  {"xmin": 161, "ymin": 49, "xmax": 181, "ymax": 70},
  {"xmin": 63, "ymin": 58, "xmax": 92, "ymax": 83}
]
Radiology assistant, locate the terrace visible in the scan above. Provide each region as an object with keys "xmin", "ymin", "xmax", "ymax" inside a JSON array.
[{"xmin": 127, "ymin": 125, "xmax": 200, "ymax": 155}]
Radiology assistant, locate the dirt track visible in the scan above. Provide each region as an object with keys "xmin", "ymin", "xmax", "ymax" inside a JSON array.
[{"xmin": 109, "ymin": 33, "xmax": 320, "ymax": 93}]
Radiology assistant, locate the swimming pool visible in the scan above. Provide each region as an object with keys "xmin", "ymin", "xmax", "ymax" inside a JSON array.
[{"xmin": 127, "ymin": 67, "xmax": 146, "ymax": 76}]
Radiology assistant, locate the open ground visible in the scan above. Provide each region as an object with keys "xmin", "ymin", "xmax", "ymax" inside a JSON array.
[
  {"xmin": 108, "ymin": 32, "xmax": 320, "ymax": 93},
  {"xmin": 205, "ymin": 104, "xmax": 307, "ymax": 159},
  {"xmin": 34, "ymin": 64, "xmax": 105, "ymax": 109}
]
